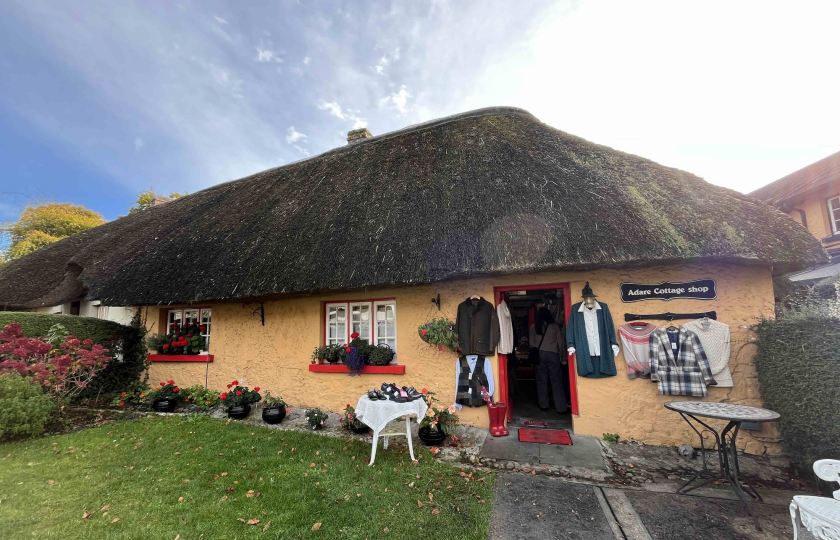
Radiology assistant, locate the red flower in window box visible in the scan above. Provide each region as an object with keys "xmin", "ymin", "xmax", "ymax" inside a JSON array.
[
  {"xmin": 351, "ymin": 332, "xmax": 360, "ymax": 339},
  {"xmin": 187, "ymin": 334, "xmax": 193, "ymax": 338},
  {"xmin": 163, "ymin": 344, "xmax": 170, "ymax": 350},
  {"xmin": 200, "ymin": 325, "xmax": 207, "ymax": 331}
]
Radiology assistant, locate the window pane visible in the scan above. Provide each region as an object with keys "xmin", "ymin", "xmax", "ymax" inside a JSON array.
[
  {"xmin": 327, "ymin": 305, "xmax": 347, "ymax": 346},
  {"xmin": 168, "ymin": 310, "xmax": 182, "ymax": 334},
  {"xmin": 351, "ymin": 303, "xmax": 371, "ymax": 341},
  {"xmin": 831, "ymin": 197, "xmax": 840, "ymax": 211},
  {"xmin": 184, "ymin": 309, "xmax": 199, "ymax": 325},
  {"xmin": 375, "ymin": 303, "xmax": 396, "ymax": 353}
]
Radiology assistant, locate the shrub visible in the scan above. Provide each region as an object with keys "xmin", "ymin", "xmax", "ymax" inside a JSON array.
[
  {"xmin": 339, "ymin": 403, "xmax": 364, "ymax": 430},
  {"xmin": 260, "ymin": 391, "xmax": 285, "ymax": 409},
  {"xmin": 603, "ymin": 433, "xmax": 620, "ymax": 445},
  {"xmin": 182, "ymin": 385, "xmax": 221, "ymax": 409},
  {"xmin": 0, "ymin": 323, "xmax": 111, "ymax": 406},
  {"xmin": 755, "ymin": 313, "xmax": 840, "ymax": 471},
  {"xmin": 0, "ymin": 311, "xmax": 149, "ymax": 403},
  {"xmin": 367, "ymin": 343, "xmax": 396, "ymax": 366},
  {"xmin": 111, "ymin": 380, "xmax": 150, "ymax": 408},
  {"xmin": 0, "ymin": 373, "xmax": 55, "ymax": 439},
  {"xmin": 148, "ymin": 381, "xmax": 181, "ymax": 402},
  {"xmin": 305, "ymin": 408, "xmax": 328, "ymax": 430},
  {"xmin": 219, "ymin": 380, "xmax": 261, "ymax": 408}
]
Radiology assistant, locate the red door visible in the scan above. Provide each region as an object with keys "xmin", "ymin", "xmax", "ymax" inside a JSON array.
[{"xmin": 494, "ymin": 283, "xmax": 576, "ymax": 421}]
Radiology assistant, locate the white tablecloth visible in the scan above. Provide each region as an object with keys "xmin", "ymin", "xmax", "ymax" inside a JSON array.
[{"xmin": 354, "ymin": 395, "xmax": 429, "ymax": 433}]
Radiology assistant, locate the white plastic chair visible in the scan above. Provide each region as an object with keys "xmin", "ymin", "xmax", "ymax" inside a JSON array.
[{"xmin": 791, "ymin": 459, "xmax": 840, "ymax": 539}]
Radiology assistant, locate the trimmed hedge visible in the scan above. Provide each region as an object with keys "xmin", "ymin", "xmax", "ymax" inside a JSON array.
[
  {"xmin": 754, "ymin": 315, "xmax": 840, "ymax": 471},
  {"xmin": 0, "ymin": 311, "xmax": 149, "ymax": 402}
]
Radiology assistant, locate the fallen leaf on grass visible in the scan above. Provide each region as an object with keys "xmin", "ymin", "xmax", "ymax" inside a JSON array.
[
  {"xmin": 182, "ymin": 479, "xmax": 189, "ymax": 483},
  {"xmin": 383, "ymin": 527, "xmax": 390, "ymax": 533},
  {"xmin": 417, "ymin": 500, "xmax": 423, "ymax": 508},
  {"xmin": 178, "ymin": 497, "xmax": 184, "ymax": 503},
  {"xmin": 263, "ymin": 522, "xmax": 270, "ymax": 531},
  {"xmin": 428, "ymin": 493, "xmax": 433, "ymax": 502},
  {"xmin": 82, "ymin": 512, "xmax": 91, "ymax": 520},
  {"xmin": 47, "ymin": 480, "xmax": 55, "ymax": 485},
  {"xmin": 110, "ymin": 518, "xmax": 120, "ymax": 524},
  {"xmin": 432, "ymin": 508, "xmax": 440, "ymax": 515},
  {"xmin": 312, "ymin": 523, "xmax": 322, "ymax": 531},
  {"xmin": 221, "ymin": 472, "xmax": 228, "ymax": 477},
  {"xmin": 237, "ymin": 518, "xmax": 246, "ymax": 523},
  {"xmin": 175, "ymin": 535, "xmax": 180, "ymax": 540},
  {"xmin": 247, "ymin": 519, "xmax": 260, "ymax": 525}
]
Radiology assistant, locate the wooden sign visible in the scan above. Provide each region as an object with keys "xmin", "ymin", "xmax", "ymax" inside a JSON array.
[{"xmin": 620, "ymin": 279, "xmax": 717, "ymax": 302}]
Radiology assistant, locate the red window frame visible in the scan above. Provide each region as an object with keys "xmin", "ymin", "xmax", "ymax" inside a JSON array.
[{"xmin": 322, "ymin": 298, "xmax": 397, "ymax": 361}]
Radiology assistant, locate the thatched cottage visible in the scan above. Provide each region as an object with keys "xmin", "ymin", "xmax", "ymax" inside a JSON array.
[{"xmin": 0, "ymin": 107, "xmax": 825, "ymax": 455}]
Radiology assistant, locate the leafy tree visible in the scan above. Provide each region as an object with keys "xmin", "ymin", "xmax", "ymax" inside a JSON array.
[
  {"xmin": 5, "ymin": 203, "xmax": 104, "ymax": 260},
  {"xmin": 129, "ymin": 190, "xmax": 185, "ymax": 214}
]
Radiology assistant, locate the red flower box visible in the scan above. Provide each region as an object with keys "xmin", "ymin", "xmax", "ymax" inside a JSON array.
[
  {"xmin": 308, "ymin": 364, "xmax": 405, "ymax": 374},
  {"xmin": 148, "ymin": 354, "xmax": 214, "ymax": 363}
]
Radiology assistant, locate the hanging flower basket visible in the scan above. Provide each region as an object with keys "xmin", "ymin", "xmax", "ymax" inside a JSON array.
[{"xmin": 418, "ymin": 317, "xmax": 461, "ymax": 353}]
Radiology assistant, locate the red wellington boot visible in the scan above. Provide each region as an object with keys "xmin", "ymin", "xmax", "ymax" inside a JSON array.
[
  {"xmin": 487, "ymin": 404, "xmax": 502, "ymax": 437},
  {"xmin": 496, "ymin": 403, "xmax": 509, "ymax": 436}
]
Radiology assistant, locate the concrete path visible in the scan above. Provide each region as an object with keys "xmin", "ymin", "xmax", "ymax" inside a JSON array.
[
  {"xmin": 489, "ymin": 472, "xmax": 816, "ymax": 540},
  {"xmin": 481, "ymin": 432, "xmax": 607, "ymax": 469}
]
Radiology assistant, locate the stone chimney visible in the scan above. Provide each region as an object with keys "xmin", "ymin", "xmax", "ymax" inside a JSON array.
[
  {"xmin": 347, "ymin": 128, "xmax": 373, "ymax": 145},
  {"xmin": 151, "ymin": 196, "xmax": 171, "ymax": 207}
]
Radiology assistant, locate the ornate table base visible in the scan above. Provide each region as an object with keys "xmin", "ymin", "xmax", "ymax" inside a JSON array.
[
  {"xmin": 676, "ymin": 412, "xmax": 764, "ymax": 530},
  {"xmin": 791, "ymin": 497, "xmax": 840, "ymax": 540}
]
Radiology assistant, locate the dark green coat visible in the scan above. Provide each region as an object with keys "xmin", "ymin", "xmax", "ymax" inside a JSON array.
[{"xmin": 566, "ymin": 302, "xmax": 618, "ymax": 378}]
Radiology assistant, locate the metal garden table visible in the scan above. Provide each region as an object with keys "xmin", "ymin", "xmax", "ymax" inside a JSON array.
[{"xmin": 665, "ymin": 401, "xmax": 780, "ymax": 530}]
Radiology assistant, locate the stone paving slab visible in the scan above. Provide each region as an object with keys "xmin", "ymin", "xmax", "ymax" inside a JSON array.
[
  {"xmin": 622, "ymin": 489, "xmax": 815, "ymax": 540},
  {"xmin": 489, "ymin": 473, "xmax": 617, "ymax": 540},
  {"xmin": 481, "ymin": 432, "xmax": 608, "ymax": 470}
]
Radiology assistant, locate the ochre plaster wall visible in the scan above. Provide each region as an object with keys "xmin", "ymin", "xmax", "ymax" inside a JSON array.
[
  {"xmin": 144, "ymin": 262, "xmax": 779, "ymax": 455},
  {"xmin": 790, "ymin": 186, "xmax": 840, "ymax": 240}
]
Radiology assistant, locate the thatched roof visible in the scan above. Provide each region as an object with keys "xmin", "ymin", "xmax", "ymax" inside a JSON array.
[
  {"xmin": 0, "ymin": 107, "xmax": 827, "ymax": 308},
  {"xmin": 749, "ymin": 150, "xmax": 840, "ymax": 209}
]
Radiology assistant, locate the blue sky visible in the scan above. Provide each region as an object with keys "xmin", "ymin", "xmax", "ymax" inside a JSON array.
[{"xmin": 1, "ymin": 0, "xmax": 839, "ymax": 224}]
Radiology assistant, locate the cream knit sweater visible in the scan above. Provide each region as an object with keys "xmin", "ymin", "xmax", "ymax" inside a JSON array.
[
  {"xmin": 497, "ymin": 300, "xmax": 514, "ymax": 354},
  {"xmin": 683, "ymin": 318, "xmax": 733, "ymax": 387}
]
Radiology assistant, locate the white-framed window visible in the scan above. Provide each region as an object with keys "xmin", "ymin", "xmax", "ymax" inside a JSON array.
[
  {"xmin": 828, "ymin": 196, "xmax": 840, "ymax": 234},
  {"xmin": 324, "ymin": 300, "xmax": 397, "ymax": 362},
  {"xmin": 167, "ymin": 308, "xmax": 212, "ymax": 350},
  {"xmin": 325, "ymin": 303, "xmax": 347, "ymax": 347}
]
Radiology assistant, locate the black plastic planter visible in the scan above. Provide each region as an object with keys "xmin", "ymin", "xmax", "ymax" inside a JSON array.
[
  {"xmin": 227, "ymin": 404, "xmax": 251, "ymax": 419},
  {"xmin": 261, "ymin": 407, "xmax": 286, "ymax": 424},
  {"xmin": 418, "ymin": 426, "xmax": 447, "ymax": 446},
  {"xmin": 152, "ymin": 399, "xmax": 177, "ymax": 413},
  {"xmin": 350, "ymin": 423, "xmax": 370, "ymax": 435}
]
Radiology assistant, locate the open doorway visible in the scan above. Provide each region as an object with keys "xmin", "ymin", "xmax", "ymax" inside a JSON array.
[{"xmin": 495, "ymin": 283, "xmax": 575, "ymax": 432}]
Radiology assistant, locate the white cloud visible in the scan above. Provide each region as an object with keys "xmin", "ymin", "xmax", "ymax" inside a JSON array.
[
  {"xmin": 213, "ymin": 15, "xmax": 228, "ymax": 25},
  {"xmin": 303, "ymin": 56, "xmax": 310, "ymax": 65},
  {"xmin": 351, "ymin": 117, "xmax": 368, "ymax": 129},
  {"xmin": 134, "ymin": 137, "xmax": 144, "ymax": 151},
  {"xmin": 379, "ymin": 85, "xmax": 411, "ymax": 114},
  {"xmin": 318, "ymin": 101, "xmax": 345, "ymax": 120},
  {"xmin": 285, "ymin": 126, "xmax": 307, "ymax": 144},
  {"xmin": 255, "ymin": 47, "xmax": 282, "ymax": 63},
  {"xmin": 294, "ymin": 145, "xmax": 310, "ymax": 157}
]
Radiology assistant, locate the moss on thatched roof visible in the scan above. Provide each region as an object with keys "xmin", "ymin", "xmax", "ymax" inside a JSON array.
[{"xmin": 0, "ymin": 107, "xmax": 827, "ymax": 308}]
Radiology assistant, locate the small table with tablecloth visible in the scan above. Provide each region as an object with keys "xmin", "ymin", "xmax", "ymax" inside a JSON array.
[
  {"xmin": 665, "ymin": 401, "xmax": 780, "ymax": 531},
  {"xmin": 354, "ymin": 395, "xmax": 429, "ymax": 466}
]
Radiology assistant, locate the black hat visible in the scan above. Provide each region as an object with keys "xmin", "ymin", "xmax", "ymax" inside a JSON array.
[{"xmin": 581, "ymin": 282, "xmax": 597, "ymax": 298}]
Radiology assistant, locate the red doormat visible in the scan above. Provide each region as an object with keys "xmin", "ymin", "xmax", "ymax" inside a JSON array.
[{"xmin": 518, "ymin": 428, "xmax": 572, "ymax": 445}]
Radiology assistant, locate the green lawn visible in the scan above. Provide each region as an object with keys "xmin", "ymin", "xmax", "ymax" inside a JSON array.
[{"xmin": 0, "ymin": 415, "xmax": 493, "ymax": 539}]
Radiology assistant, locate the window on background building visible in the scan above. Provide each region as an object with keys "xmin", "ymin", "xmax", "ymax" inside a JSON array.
[
  {"xmin": 167, "ymin": 308, "xmax": 212, "ymax": 350},
  {"xmin": 97, "ymin": 305, "xmax": 109, "ymax": 320},
  {"xmin": 828, "ymin": 196, "xmax": 840, "ymax": 235},
  {"xmin": 324, "ymin": 300, "xmax": 397, "ymax": 363}
]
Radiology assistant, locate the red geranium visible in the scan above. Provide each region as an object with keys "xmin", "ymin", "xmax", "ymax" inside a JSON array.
[
  {"xmin": 254, "ymin": 387, "xmax": 260, "ymax": 392},
  {"xmin": 236, "ymin": 391, "xmax": 242, "ymax": 396},
  {"xmin": 232, "ymin": 380, "xmax": 239, "ymax": 385},
  {"xmin": 173, "ymin": 387, "xmax": 180, "ymax": 392},
  {"xmin": 345, "ymin": 347, "xmax": 352, "ymax": 353},
  {"xmin": 168, "ymin": 380, "xmax": 174, "ymax": 384},
  {"xmin": 187, "ymin": 334, "xmax": 192, "ymax": 338},
  {"xmin": 163, "ymin": 344, "xmax": 170, "ymax": 350},
  {"xmin": 421, "ymin": 388, "xmax": 428, "ymax": 394},
  {"xmin": 422, "ymin": 330, "xmax": 427, "ymax": 336},
  {"xmin": 351, "ymin": 332, "xmax": 359, "ymax": 339},
  {"xmin": 160, "ymin": 382, "xmax": 165, "ymax": 386},
  {"xmin": 119, "ymin": 401, "xmax": 125, "ymax": 407},
  {"xmin": 220, "ymin": 392, "xmax": 227, "ymax": 400},
  {"xmin": 199, "ymin": 325, "xmax": 207, "ymax": 331},
  {"xmin": 227, "ymin": 384, "xmax": 232, "ymax": 388}
]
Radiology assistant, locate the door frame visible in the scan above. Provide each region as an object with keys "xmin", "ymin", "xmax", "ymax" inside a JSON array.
[{"xmin": 494, "ymin": 283, "xmax": 577, "ymax": 421}]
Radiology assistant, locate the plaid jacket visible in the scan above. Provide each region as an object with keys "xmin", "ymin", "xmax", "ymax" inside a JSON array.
[{"xmin": 650, "ymin": 327, "xmax": 716, "ymax": 397}]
